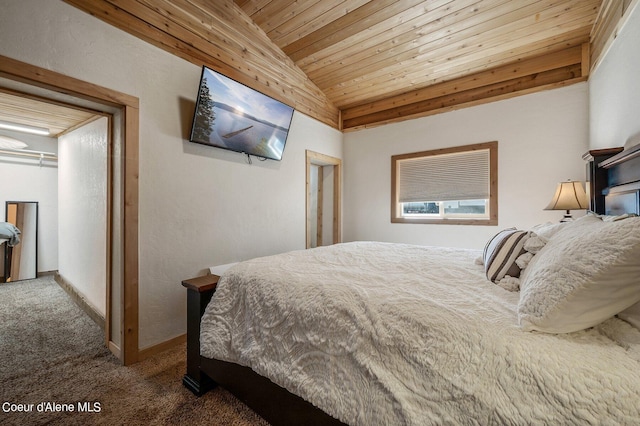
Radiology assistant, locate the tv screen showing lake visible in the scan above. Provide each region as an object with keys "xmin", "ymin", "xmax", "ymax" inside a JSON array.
[{"xmin": 191, "ymin": 67, "xmax": 295, "ymax": 160}]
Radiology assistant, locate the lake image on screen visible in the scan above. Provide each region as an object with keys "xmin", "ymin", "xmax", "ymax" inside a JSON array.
[{"xmin": 192, "ymin": 68, "xmax": 294, "ymax": 160}]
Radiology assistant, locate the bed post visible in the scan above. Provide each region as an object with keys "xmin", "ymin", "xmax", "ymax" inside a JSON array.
[{"xmin": 181, "ymin": 274, "xmax": 219, "ymax": 396}]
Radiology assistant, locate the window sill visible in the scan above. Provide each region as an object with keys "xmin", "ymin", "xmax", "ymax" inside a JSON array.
[{"xmin": 391, "ymin": 217, "xmax": 498, "ymax": 226}]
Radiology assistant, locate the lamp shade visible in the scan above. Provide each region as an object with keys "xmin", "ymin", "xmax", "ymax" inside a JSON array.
[{"xmin": 544, "ymin": 180, "xmax": 588, "ymax": 211}]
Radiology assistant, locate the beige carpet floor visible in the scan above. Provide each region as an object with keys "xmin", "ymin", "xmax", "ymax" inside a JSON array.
[{"xmin": 0, "ymin": 276, "xmax": 269, "ymax": 425}]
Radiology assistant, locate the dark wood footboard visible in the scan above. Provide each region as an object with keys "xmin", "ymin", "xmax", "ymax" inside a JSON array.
[
  {"xmin": 200, "ymin": 357, "xmax": 345, "ymax": 425},
  {"xmin": 182, "ymin": 274, "xmax": 346, "ymax": 425}
]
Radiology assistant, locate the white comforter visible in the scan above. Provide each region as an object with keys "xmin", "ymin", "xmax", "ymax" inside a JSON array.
[{"xmin": 200, "ymin": 242, "xmax": 640, "ymax": 425}]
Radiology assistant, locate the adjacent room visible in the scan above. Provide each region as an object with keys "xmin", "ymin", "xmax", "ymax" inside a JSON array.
[{"xmin": 1, "ymin": 0, "xmax": 639, "ymax": 424}]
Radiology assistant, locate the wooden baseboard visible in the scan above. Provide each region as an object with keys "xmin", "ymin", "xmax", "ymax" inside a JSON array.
[
  {"xmin": 108, "ymin": 341, "xmax": 122, "ymax": 359},
  {"xmin": 138, "ymin": 334, "xmax": 186, "ymax": 362},
  {"xmin": 54, "ymin": 272, "xmax": 106, "ymax": 330}
]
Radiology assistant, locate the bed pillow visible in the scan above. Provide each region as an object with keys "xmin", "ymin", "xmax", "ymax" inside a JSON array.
[
  {"xmin": 529, "ymin": 221, "xmax": 566, "ymax": 242},
  {"xmin": 523, "ymin": 235, "xmax": 545, "ymax": 254},
  {"xmin": 522, "ymin": 222, "xmax": 568, "ymax": 255},
  {"xmin": 518, "ymin": 215, "xmax": 640, "ymax": 333},
  {"xmin": 0, "ymin": 135, "xmax": 28, "ymax": 150},
  {"xmin": 590, "ymin": 211, "xmax": 637, "ymax": 222},
  {"xmin": 483, "ymin": 228, "xmax": 529, "ymax": 283}
]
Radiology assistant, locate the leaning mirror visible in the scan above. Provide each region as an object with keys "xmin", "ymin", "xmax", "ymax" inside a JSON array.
[{"xmin": 3, "ymin": 201, "xmax": 38, "ymax": 282}]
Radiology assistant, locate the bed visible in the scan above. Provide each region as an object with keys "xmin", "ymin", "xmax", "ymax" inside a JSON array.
[{"xmin": 182, "ymin": 146, "xmax": 640, "ymax": 425}]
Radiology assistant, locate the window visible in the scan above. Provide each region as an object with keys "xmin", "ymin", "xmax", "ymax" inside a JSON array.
[{"xmin": 391, "ymin": 141, "xmax": 498, "ymax": 225}]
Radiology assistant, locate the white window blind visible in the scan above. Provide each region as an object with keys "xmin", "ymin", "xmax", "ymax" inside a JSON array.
[{"xmin": 398, "ymin": 149, "xmax": 490, "ymax": 203}]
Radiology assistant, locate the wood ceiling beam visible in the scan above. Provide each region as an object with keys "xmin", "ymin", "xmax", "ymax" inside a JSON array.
[
  {"xmin": 326, "ymin": 27, "xmax": 591, "ymax": 108},
  {"xmin": 343, "ymin": 68, "xmax": 585, "ymax": 131},
  {"xmin": 342, "ymin": 46, "xmax": 583, "ymax": 120},
  {"xmin": 341, "ymin": 47, "xmax": 586, "ymax": 130}
]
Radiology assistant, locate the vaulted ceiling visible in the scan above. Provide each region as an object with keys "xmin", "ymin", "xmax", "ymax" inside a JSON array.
[
  {"xmin": 31, "ymin": 1, "xmax": 630, "ymax": 131},
  {"xmin": 237, "ymin": 0, "xmax": 600, "ymax": 129}
]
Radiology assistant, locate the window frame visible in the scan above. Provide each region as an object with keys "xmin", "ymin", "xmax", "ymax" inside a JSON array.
[{"xmin": 391, "ymin": 141, "xmax": 498, "ymax": 225}]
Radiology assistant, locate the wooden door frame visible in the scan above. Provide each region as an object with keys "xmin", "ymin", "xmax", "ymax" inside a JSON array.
[
  {"xmin": 305, "ymin": 150, "xmax": 342, "ymax": 249},
  {"xmin": 0, "ymin": 55, "xmax": 140, "ymax": 365}
]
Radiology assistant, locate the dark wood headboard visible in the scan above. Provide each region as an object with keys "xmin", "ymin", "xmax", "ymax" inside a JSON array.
[{"xmin": 597, "ymin": 143, "xmax": 640, "ymax": 215}]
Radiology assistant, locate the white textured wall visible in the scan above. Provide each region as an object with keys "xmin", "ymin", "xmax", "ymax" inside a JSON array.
[
  {"xmin": 0, "ymin": 0, "xmax": 342, "ymax": 349},
  {"xmin": 590, "ymin": 3, "xmax": 640, "ymax": 149},
  {"xmin": 0, "ymin": 130, "xmax": 58, "ymax": 273},
  {"xmin": 58, "ymin": 117, "xmax": 108, "ymax": 315},
  {"xmin": 343, "ymin": 83, "xmax": 590, "ymax": 249}
]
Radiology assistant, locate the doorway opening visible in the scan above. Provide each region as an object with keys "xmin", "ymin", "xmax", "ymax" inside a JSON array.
[
  {"xmin": 306, "ymin": 150, "xmax": 342, "ymax": 249},
  {"xmin": 0, "ymin": 55, "xmax": 140, "ymax": 365}
]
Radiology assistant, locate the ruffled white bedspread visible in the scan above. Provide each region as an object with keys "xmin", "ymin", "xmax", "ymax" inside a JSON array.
[{"xmin": 200, "ymin": 242, "xmax": 640, "ymax": 425}]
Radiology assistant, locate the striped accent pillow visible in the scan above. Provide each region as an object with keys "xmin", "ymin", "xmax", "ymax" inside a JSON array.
[{"xmin": 483, "ymin": 228, "xmax": 529, "ymax": 283}]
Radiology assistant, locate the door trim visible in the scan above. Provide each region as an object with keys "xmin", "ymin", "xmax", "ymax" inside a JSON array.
[
  {"xmin": 306, "ymin": 150, "xmax": 342, "ymax": 248},
  {"xmin": 0, "ymin": 54, "xmax": 140, "ymax": 365}
]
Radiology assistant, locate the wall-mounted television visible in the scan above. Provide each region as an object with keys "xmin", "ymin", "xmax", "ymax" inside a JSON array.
[{"xmin": 189, "ymin": 66, "xmax": 295, "ymax": 161}]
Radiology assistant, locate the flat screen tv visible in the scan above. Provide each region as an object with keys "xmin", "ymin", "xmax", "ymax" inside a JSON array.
[{"xmin": 189, "ymin": 66, "xmax": 295, "ymax": 161}]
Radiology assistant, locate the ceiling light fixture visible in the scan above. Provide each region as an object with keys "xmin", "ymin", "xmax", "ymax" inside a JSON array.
[{"xmin": 0, "ymin": 120, "xmax": 50, "ymax": 136}]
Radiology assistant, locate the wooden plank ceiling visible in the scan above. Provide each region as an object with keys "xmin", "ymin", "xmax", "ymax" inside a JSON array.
[
  {"xmin": 0, "ymin": 89, "xmax": 102, "ymax": 138},
  {"xmin": 239, "ymin": 0, "xmax": 601, "ymax": 130},
  {"xmin": 65, "ymin": 0, "xmax": 604, "ymax": 131}
]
